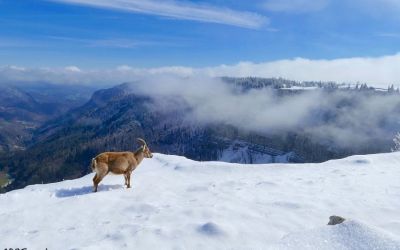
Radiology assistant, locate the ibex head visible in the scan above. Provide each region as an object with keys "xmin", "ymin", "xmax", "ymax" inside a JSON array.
[{"xmin": 137, "ymin": 138, "xmax": 153, "ymax": 158}]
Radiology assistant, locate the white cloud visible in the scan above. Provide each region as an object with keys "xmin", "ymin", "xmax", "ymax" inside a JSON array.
[
  {"xmin": 128, "ymin": 74, "xmax": 400, "ymax": 148},
  {"xmin": 2, "ymin": 54, "xmax": 400, "ymax": 148},
  {"xmin": 262, "ymin": 0, "xmax": 329, "ymax": 12},
  {"xmin": 64, "ymin": 66, "xmax": 81, "ymax": 72},
  {"xmin": 8, "ymin": 65, "xmax": 26, "ymax": 71},
  {"xmin": 50, "ymin": 0, "xmax": 268, "ymax": 29},
  {"xmin": 1, "ymin": 53, "xmax": 400, "ymax": 87},
  {"xmin": 202, "ymin": 53, "xmax": 400, "ymax": 87}
]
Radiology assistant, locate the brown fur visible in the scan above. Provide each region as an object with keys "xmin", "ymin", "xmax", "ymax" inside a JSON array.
[{"xmin": 90, "ymin": 138, "xmax": 153, "ymax": 192}]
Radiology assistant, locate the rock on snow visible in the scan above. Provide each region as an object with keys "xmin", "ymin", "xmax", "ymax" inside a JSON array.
[{"xmin": 1, "ymin": 153, "xmax": 400, "ymax": 249}]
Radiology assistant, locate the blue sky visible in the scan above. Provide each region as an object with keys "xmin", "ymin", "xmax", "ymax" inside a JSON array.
[{"xmin": 0, "ymin": 0, "xmax": 399, "ymax": 69}]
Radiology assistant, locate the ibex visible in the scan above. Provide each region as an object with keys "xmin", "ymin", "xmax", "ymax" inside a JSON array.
[{"xmin": 90, "ymin": 138, "xmax": 153, "ymax": 192}]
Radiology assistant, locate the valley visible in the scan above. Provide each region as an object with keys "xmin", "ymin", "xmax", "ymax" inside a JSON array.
[{"xmin": 1, "ymin": 78, "xmax": 400, "ymax": 192}]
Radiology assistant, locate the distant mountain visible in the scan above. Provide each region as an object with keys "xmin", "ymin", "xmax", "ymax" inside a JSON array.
[
  {"xmin": 0, "ymin": 85, "xmax": 46, "ymax": 151},
  {"xmin": 0, "ymin": 83, "xmax": 96, "ymax": 152},
  {"xmin": 1, "ymin": 78, "xmax": 399, "ymax": 191}
]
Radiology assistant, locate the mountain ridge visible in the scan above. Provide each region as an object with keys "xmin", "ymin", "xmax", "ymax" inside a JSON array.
[{"xmin": 1, "ymin": 78, "xmax": 400, "ymax": 191}]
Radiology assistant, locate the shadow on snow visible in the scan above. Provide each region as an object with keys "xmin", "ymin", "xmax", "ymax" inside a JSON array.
[{"xmin": 55, "ymin": 184, "xmax": 124, "ymax": 198}]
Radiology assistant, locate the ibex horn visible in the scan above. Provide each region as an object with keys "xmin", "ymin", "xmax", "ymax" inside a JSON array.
[{"xmin": 137, "ymin": 138, "xmax": 147, "ymax": 147}]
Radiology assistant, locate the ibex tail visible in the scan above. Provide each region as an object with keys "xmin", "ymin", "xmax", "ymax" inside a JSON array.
[{"xmin": 90, "ymin": 158, "xmax": 97, "ymax": 172}]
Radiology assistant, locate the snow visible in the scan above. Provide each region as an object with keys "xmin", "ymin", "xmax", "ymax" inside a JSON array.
[
  {"xmin": 219, "ymin": 143, "xmax": 274, "ymax": 163},
  {"xmin": 280, "ymin": 86, "xmax": 319, "ymax": 90},
  {"xmin": 278, "ymin": 220, "xmax": 400, "ymax": 250},
  {"xmin": 218, "ymin": 140, "xmax": 296, "ymax": 163},
  {"xmin": 1, "ymin": 153, "xmax": 400, "ymax": 249}
]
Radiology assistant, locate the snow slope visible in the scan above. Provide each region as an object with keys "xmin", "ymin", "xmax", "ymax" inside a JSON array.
[
  {"xmin": 1, "ymin": 153, "xmax": 400, "ymax": 249},
  {"xmin": 218, "ymin": 140, "xmax": 296, "ymax": 164}
]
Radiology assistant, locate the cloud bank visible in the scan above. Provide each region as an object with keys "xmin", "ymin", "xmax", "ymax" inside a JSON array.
[
  {"xmin": 1, "ymin": 53, "xmax": 400, "ymax": 88},
  {"xmin": 2, "ymin": 53, "xmax": 400, "ymax": 150},
  {"xmin": 127, "ymin": 75, "xmax": 400, "ymax": 150},
  {"xmin": 50, "ymin": 0, "xmax": 267, "ymax": 29},
  {"xmin": 203, "ymin": 53, "xmax": 400, "ymax": 87}
]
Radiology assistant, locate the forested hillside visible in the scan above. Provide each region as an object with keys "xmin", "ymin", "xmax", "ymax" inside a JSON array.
[{"xmin": 1, "ymin": 78, "xmax": 400, "ymax": 191}]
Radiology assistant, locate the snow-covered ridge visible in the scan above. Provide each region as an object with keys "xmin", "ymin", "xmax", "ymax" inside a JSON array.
[
  {"xmin": 218, "ymin": 140, "xmax": 302, "ymax": 164},
  {"xmin": 1, "ymin": 153, "xmax": 400, "ymax": 249}
]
